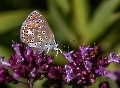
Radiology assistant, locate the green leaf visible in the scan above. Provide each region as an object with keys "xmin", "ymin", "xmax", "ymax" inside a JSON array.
[
  {"xmin": 47, "ymin": 0, "xmax": 77, "ymax": 47},
  {"xmin": 62, "ymin": 84, "xmax": 72, "ymax": 88},
  {"xmin": 72, "ymin": 0, "xmax": 90, "ymax": 38},
  {"xmin": 53, "ymin": 0, "xmax": 70, "ymax": 15},
  {"xmin": 86, "ymin": 0, "xmax": 120, "ymax": 43}
]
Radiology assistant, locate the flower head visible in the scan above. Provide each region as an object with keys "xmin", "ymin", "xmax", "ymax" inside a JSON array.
[
  {"xmin": 0, "ymin": 43, "xmax": 55, "ymax": 87},
  {"xmin": 63, "ymin": 44, "xmax": 109, "ymax": 85},
  {"xmin": 109, "ymin": 52, "xmax": 120, "ymax": 63},
  {"xmin": 48, "ymin": 65, "xmax": 63, "ymax": 79},
  {"xmin": 0, "ymin": 42, "xmax": 120, "ymax": 87},
  {"xmin": 9, "ymin": 43, "xmax": 54, "ymax": 80}
]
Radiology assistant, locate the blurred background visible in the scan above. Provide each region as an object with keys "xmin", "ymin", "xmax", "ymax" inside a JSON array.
[{"xmin": 0, "ymin": 0, "xmax": 120, "ymax": 88}]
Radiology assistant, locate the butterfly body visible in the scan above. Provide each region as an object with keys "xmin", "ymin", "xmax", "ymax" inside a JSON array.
[{"xmin": 20, "ymin": 10, "xmax": 61, "ymax": 53}]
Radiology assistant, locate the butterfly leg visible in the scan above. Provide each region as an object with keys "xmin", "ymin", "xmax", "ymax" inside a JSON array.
[
  {"xmin": 47, "ymin": 49, "xmax": 50, "ymax": 54},
  {"xmin": 54, "ymin": 48, "xmax": 62, "ymax": 56}
]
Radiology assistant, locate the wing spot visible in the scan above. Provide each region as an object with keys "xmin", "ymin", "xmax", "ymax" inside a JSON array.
[
  {"xmin": 42, "ymin": 26, "xmax": 44, "ymax": 28},
  {"xmin": 39, "ymin": 41, "xmax": 42, "ymax": 43},
  {"xmin": 38, "ymin": 34, "xmax": 41, "ymax": 37},
  {"xmin": 42, "ymin": 31, "xmax": 45, "ymax": 34},
  {"xmin": 40, "ymin": 38, "xmax": 43, "ymax": 41},
  {"xmin": 37, "ymin": 19, "xmax": 41, "ymax": 23},
  {"xmin": 38, "ymin": 29, "xmax": 41, "ymax": 32},
  {"xmin": 39, "ymin": 26, "xmax": 41, "ymax": 28},
  {"xmin": 41, "ymin": 20, "xmax": 44, "ymax": 23},
  {"xmin": 45, "ymin": 36, "xmax": 48, "ymax": 39}
]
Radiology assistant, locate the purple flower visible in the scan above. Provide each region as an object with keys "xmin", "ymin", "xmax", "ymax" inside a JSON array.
[
  {"xmin": 99, "ymin": 81, "xmax": 110, "ymax": 88},
  {"xmin": 62, "ymin": 44, "xmax": 109, "ymax": 86},
  {"xmin": 1, "ymin": 42, "xmax": 120, "ymax": 87},
  {"xmin": 95, "ymin": 67, "xmax": 107, "ymax": 76},
  {"xmin": 48, "ymin": 65, "xmax": 63, "ymax": 79},
  {"xmin": 0, "ymin": 57, "xmax": 10, "ymax": 66},
  {"xmin": 64, "ymin": 64, "xmax": 76, "ymax": 82},
  {"xmin": 9, "ymin": 43, "xmax": 54, "ymax": 81},
  {"xmin": 105, "ymin": 71, "xmax": 117, "ymax": 81},
  {"xmin": 62, "ymin": 51, "xmax": 74, "ymax": 62},
  {"xmin": 0, "ymin": 43, "xmax": 55, "ymax": 87},
  {"xmin": 105, "ymin": 70, "xmax": 120, "ymax": 87},
  {"xmin": 109, "ymin": 52, "xmax": 120, "ymax": 63},
  {"xmin": 0, "ymin": 66, "xmax": 14, "ymax": 83}
]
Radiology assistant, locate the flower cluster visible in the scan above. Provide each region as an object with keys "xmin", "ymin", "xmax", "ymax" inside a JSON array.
[
  {"xmin": 63, "ymin": 45, "xmax": 109, "ymax": 86},
  {"xmin": 0, "ymin": 43, "xmax": 54, "ymax": 87},
  {"xmin": 0, "ymin": 43, "xmax": 120, "ymax": 88}
]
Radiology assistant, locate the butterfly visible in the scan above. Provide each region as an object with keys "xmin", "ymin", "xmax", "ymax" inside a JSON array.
[{"xmin": 20, "ymin": 10, "xmax": 62, "ymax": 54}]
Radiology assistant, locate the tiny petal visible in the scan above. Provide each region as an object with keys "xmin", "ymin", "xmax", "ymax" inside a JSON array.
[
  {"xmin": 26, "ymin": 46, "xmax": 33, "ymax": 55},
  {"xmin": 109, "ymin": 52, "xmax": 120, "ymax": 63},
  {"xmin": 30, "ymin": 68, "xmax": 37, "ymax": 78},
  {"xmin": 95, "ymin": 67, "xmax": 107, "ymax": 76},
  {"xmin": 84, "ymin": 61, "xmax": 92, "ymax": 71},
  {"xmin": 12, "ymin": 43, "xmax": 24, "ymax": 62},
  {"xmin": 12, "ymin": 43, "xmax": 22, "ymax": 56},
  {"xmin": 105, "ymin": 71, "xmax": 117, "ymax": 81},
  {"xmin": 62, "ymin": 51, "xmax": 74, "ymax": 62},
  {"xmin": 64, "ymin": 64, "xmax": 76, "ymax": 82},
  {"xmin": 13, "ymin": 72, "xmax": 20, "ymax": 79},
  {"xmin": 0, "ymin": 57, "xmax": 11, "ymax": 66},
  {"xmin": 79, "ymin": 45, "xmax": 93, "ymax": 60},
  {"xmin": 89, "ymin": 74, "xmax": 95, "ymax": 83}
]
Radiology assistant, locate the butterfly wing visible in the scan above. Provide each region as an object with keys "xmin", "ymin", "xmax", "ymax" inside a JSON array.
[{"xmin": 20, "ymin": 10, "xmax": 56, "ymax": 49}]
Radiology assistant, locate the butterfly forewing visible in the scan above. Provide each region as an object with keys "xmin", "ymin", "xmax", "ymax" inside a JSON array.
[{"xmin": 20, "ymin": 10, "xmax": 56, "ymax": 49}]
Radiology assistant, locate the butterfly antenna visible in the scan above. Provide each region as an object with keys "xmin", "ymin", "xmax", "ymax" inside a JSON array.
[{"xmin": 56, "ymin": 39, "xmax": 66, "ymax": 48}]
